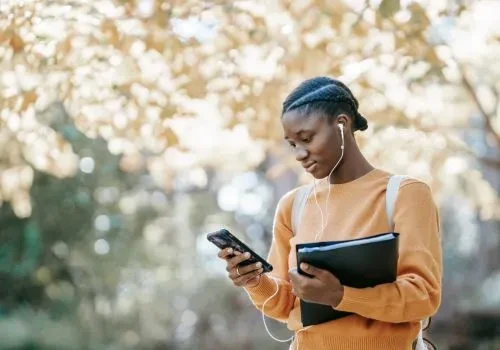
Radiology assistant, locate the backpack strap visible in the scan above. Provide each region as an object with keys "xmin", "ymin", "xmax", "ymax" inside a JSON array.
[
  {"xmin": 386, "ymin": 175, "xmax": 428, "ymax": 350},
  {"xmin": 385, "ymin": 175, "xmax": 406, "ymax": 231},
  {"xmin": 291, "ymin": 184, "xmax": 313, "ymax": 235}
]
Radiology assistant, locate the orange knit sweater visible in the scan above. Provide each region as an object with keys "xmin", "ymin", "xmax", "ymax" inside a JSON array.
[{"xmin": 244, "ymin": 169, "xmax": 442, "ymax": 350}]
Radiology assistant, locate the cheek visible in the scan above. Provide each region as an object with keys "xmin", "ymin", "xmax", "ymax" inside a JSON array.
[{"xmin": 311, "ymin": 134, "xmax": 337, "ymax": 157}]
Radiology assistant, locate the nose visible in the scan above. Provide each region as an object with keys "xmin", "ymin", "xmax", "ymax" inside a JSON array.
[{"xmin": 294, "ymin": 145, "xmax": 308, "ymax": 162}]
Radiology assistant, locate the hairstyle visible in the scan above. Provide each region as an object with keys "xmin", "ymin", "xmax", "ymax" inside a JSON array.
[{"xmin": 281, "ymin": 77, "xmax": 368, "ymax": 132}]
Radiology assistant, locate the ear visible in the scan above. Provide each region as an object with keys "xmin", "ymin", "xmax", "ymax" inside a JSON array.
[{"xmin": 336, "ymin": 114, "xmax": 352, "ymax": 133}]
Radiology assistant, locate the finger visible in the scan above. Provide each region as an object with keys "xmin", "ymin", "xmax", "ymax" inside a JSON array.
[
  {"xmin": 292, "ymin": 287, "xmax": 303, "ymax": 299},
  {"xmin": 217, "ymin": 248, "xmax": 234, "ymax": 259},
  {"xmin": 232, "ymin": 269, "xmax": 256, "ymax": 285},
  {"xmin": 234, "ymin": 262, "xmax": 262, "ymax": 276},
  {"xmin": 228, "ymin": 262, "xmax": 261, "ymax": 279},
  {"xmin": 300, "ymin": 263, "xmax": 326, "ymax": 279},
  {"xmin": 288, "ymin": 268, "xmax": 302, "ymax": 288},
  {"xmin": 227, "ymin": 252, "xmax": 251, "ymax": 269},
  {"xmin": 288, "ymin": 272, "xmax": 303, "ymax": 298},
  {"xmin": 234, "ymin": 268, "xmax": 263, "ymax": 287}
]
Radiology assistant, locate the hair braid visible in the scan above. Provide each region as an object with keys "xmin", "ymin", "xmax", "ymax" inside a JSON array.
[{"xmin": 282, "ymin": 77, "xmax": 368, "ymax": 132}]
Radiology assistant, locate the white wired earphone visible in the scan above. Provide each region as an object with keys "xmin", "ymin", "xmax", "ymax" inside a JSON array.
[
  {"xmin": 258, "ymin": 123, "xmax": 345, "ymax": 350},
  {"xmin": 313, "ymin": 122, "xmax": 344, "ymax": 242}
]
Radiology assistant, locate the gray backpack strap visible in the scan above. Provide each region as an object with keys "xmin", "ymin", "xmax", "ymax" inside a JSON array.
[
  {"xmin": 386, "ymin": 175, "xmax": 427, "ymax": 349},
  {"xmin": 291, "ymin": 185, "xmax": 313, "ymax": 235},
  {"xmin": 385, "ymin": 175, "xmax": 406, "ymax": 231}
]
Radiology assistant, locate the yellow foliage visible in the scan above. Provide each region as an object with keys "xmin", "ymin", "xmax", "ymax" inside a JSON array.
[{"xmin": 0, "ymin": 0, "xmax": 498, "ymax": 218}]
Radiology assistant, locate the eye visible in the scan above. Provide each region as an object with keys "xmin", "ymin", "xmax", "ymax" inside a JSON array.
[{"xmin": 301, "ymin": 136, "xmax": 313, "ymax": 143}]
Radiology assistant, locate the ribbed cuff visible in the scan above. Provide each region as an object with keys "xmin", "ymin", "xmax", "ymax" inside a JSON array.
[
  {"xmin": 334, "ymin": 286, "xmax": 370, "ymax": 313},
  {"xmin": 244, "ymin": 274, "xmax": 279, "ymax": 300},
  {"xmin": 293, "ymin": 333, "xmax": 413, "ymax": 350}
]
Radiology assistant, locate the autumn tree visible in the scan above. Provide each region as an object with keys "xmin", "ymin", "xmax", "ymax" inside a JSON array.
[{"xmin": 1, "ymin": 0, "xmax": 499, "ymax": 348}]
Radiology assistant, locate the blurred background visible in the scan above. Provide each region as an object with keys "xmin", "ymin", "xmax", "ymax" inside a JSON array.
[{"xmin": 0, "ymin": 0, "xmax": 499, "ymax": 349}]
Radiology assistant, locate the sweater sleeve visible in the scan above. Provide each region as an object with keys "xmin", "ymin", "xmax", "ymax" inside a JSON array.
[
  {"xmin": 244, "ymin": 189, "xmax": 297, "ymax": 323},
  {"xmin": 334, "ymin": 181, "xmax": 442, "ymax": 323}
]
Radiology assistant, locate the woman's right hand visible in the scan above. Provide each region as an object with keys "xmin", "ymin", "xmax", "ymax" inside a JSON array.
[{"xmin": 217, "ymin": 248, "xmax": 264, "ymax": 288}]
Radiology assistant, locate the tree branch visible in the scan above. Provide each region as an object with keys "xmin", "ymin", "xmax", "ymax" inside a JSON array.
[
  {"xmin": 352, "ymin": 0, "xmax": 370, "ymax": 28},
  {"xmin": 458, "ymin": 64, "xmax": 500, "ymax": 147},
  {"xmin": 477, "ymin": 155, "xmax": 500, "ymax": 169},
  {"xmin": 345, "ymin": 4, "xmax": 500, "ymax": 148}
]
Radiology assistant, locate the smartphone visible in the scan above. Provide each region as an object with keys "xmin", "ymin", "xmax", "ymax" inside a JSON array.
[{"xmin": 207, "ymin": 228, "xmax": 273, "ymax": 273}]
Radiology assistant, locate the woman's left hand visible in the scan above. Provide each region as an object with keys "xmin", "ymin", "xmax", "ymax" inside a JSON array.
[{"xmin": 289, "ymin": 263, "xmax": 344, "ymax": 307}]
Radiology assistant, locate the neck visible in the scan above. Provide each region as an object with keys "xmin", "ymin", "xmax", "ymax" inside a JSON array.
[{"xmin": 328, "ymin": 139, "xmax": 374, "ymax": 185}]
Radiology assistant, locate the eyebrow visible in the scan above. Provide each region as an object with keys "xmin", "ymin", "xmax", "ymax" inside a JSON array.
[{"xmin": 284, "ymin": 130, "xmax": 313, "ymax": 140}]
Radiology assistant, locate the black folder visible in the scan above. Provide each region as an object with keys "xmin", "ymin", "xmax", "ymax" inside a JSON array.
[{"xmin": 295, "ymin": 232, "xmax": 399, "ymax": 326}]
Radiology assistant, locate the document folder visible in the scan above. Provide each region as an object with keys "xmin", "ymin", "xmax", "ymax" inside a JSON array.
[{"xmin": 295, "ymin": 232, "xmax": 399, "ymax": 326}]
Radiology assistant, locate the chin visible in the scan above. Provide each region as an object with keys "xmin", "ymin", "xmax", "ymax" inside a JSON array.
[
  {"xmin": 315, "ymin": 173, "xmax": 330, "ymax": 180},
  {"xmin": 309, "ymin": 167, "xmax": 328, "ymax": 179}
]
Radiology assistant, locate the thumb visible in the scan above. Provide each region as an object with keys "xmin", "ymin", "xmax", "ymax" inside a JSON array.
[{"xmin": 300, "ymin": 263, "xmax": 323, "ymax": 278}]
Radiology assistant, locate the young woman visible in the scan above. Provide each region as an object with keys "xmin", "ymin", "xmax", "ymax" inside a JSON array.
[{"xmin": 217, "ymin": 77, "xmax": 442, "ymax": 350}]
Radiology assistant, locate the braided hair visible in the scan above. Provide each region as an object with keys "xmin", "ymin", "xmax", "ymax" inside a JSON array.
[{"xmin": 282, "ymin": 77, "xmax": 368, "ymax": 132}]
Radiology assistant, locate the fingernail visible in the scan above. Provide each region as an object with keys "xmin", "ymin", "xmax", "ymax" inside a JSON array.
[
  {"xmin": 244, "ymin": 252, "xmax": 250, "ymax": 258},
  {"xmin": 227, "ymin": 248, "xmax": 233, "ymax": 253},
  {"xmin": 256, "ymin": 262, "xmax": 262, "ymax": 268},
  {"xmin": 301, "ymin": 263, "xmax": 308, "ymax": 270},
  {"xmin": 259, "ymin": 268, "xmax": 263, "ymax": 273}
]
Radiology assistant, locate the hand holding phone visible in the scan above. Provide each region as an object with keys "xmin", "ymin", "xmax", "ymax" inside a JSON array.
[
  {"xmin": 207, "ymin": 228, "xmax": 273, "ymax": 273},
  {"xmin": 217, "ymin": 248, "xmax": 264, "ymax": 287},
  {"xmin": 208, "ymin": 228, "xmax": 272, "ymax": 288}
]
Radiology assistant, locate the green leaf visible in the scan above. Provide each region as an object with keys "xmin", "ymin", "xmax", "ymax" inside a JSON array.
[{"xmin": 379, "ymin": 0, "xmax": 401, "ymax": 18}]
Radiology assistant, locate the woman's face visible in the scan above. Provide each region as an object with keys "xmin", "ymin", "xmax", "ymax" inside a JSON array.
[{"xmin": 282, "ymin": 110, "xmax": 345, "ymax": 179}]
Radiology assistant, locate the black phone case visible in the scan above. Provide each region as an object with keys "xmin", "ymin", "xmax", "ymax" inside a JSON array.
[{"xmin": 207, "ymin": 228, "xmax": 273, "ymax": 273}]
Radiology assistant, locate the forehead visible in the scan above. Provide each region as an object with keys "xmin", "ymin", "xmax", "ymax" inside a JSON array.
[{"xmin": 281, "ymin": 109, "xmax": 326, "ymax": 136}]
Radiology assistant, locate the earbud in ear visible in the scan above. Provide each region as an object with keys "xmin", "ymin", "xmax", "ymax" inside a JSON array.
[{"xmin": 338, "ymin": 123, "xmax": 345, "ymax": 150}]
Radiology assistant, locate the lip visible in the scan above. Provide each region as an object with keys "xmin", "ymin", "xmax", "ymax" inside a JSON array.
[{"xmin": 304, "ymin": 162, "xmax": 318, "ymax": 173}]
